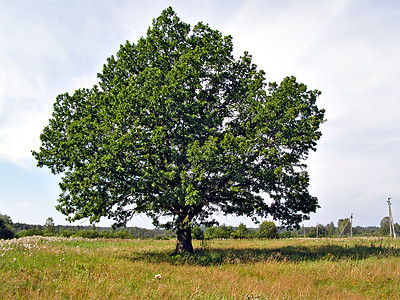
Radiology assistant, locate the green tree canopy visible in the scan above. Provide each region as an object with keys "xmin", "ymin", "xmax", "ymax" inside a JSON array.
[
  {"xmin": 33, "ymin": 7, "xmax": 325, "ymax": 252},
  {"xmin": 337, "ymin": 218, "xmax": 351, "ymax": 237},
  {"xmin": 233, "ymin": 223, "xmax": 249, "ymax": 239},
  {"xmin": 44, "ymin": 217, "xmax": 56, "ymax": 235},
  {"xmin": 258, "ymin": 221, "xmax": 277, "ymax": 239},
  {"xmin": 380, "ymin": 216, "xmax": 391, "ymax": 236},
  {"xmin": 191, "ymin": 226, "xmax": 204, "ymax": 240},
  {"xmin": 0, "ymin": 213, "xmax": 14, "ymax": 240}
]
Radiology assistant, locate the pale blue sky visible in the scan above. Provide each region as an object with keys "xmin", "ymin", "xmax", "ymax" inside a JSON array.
[{"xmin": 1, "ymin": 0, "xmax": 400, "ymax": 228}]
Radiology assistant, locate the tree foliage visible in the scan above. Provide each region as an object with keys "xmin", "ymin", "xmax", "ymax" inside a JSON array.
[
  {"xmin": 380, "ymin": 216, "xmax": 391, "ymax": 236},
  {"xmin": 191, "ymin": 226, "xmax": 204, "ymax": 240},
  {"xmin": 32, "ymin": 7, "xmax": 325, "ymax": 252},
  {"xmin": 233, "ymin": 223, "xmax": 249, "ymax": 239},
  {"xmin": 258, "ymin": 221, "xmax": 277, "ymax": 239},
  {"xmin": 0, "ymin": 213, "xmax": 14, "ymax": 240},
  {"xmin": 337, "ymin": 218, "xmax": 351, "ymax": 236},
  {"xmin": 307, "ymin": 224, "xmax": 326, "ymax": 238},
  {"xmin": 327, "ymin": 221, "xmax": 335, "ymax": 237},
  {"xmin": 44, "ymin": 217, "xmax": 56, "ymax": 236}
]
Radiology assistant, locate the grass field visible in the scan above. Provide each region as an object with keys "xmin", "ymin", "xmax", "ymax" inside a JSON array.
[{"xmin": 1, "ymin": 236, "xmax": 400, "ymax": 299}]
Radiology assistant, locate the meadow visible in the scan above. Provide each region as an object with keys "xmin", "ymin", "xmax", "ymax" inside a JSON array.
[{"xmin": 1, "ymin": 236, "xmax": 400, "ymax": 299}]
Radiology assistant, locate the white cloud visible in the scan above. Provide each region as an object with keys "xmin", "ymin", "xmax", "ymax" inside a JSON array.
[
  {"xmin": 0, "ymin": 102, "xmax": 51, "ymax": 166},
  {"xmin": 216, "ymin": 0, "xmax": 350, "ymax": 81},
  {"xmin": 0, "ymin": 1, "xmax": 131, "ymax": 165},
  {"xmin": 1, "ymin": 0, "xmax": 400, "ymax": 227}
]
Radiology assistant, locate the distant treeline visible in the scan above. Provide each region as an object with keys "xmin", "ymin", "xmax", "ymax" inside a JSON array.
[
  {"xmin": 0, "ymin": 213, "xmax": 396, "ymax": 240},
  {"xmin": 0, "ymin": 214, "xmax": 175, "ymax": 240},
  {"xmin": 194, "ymin": 222, "xmax": 384, "ymax": 240},
  {"xmin": 12, "ymin": 222, "xmax": 176, "ymax": 240}
]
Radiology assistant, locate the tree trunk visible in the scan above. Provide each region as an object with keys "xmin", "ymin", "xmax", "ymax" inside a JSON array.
[{"xmin": 175, "ymin": 227, "xmax": 193, "ymax": 253}]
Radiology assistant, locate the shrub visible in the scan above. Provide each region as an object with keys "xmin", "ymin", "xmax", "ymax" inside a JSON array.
[
  {"xmin": 113, "ymin": 229, "xmax": 132, "ymax": 239},
  {"xmin": 60, "ymin": 229, "xmax": 74, "ymax": 237},
  {"xmin": 74, "ymin": 229, "xmax": 99, "ymax": 239},
  {"xmin": 16, "ymin": 228, "xmax": 44, "ymax": 238}
]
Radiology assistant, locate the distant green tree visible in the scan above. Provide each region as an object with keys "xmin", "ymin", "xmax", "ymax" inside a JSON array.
[
  {"xmin": 0, "ymin": 213, "xmax": 13, "ymax": 226},
  {"xmin": 215, "ymin": 224, "xmax": 233, "ymax": 239},
  {"xmin": 44, "ymin": 217, "xmax": 56, "ymax": 236},
  {"xmin": 258, "ymin": 221, "xmax": 277, "ymax": 239},
  {"xmin": 0, "ymin": 213, "xmax": 14, "ymax": 240},
  {"xmin": 380, "ymin": 216, "xmax": 391, "ymax": 236},
  {"xmin": 60, "ymin": 229, "xmax": 74, "ymax": 237},
  {"xmin": 337, "ymin": 218, "xmax": 350, "ymax": 237},
  {"xmin": 278, "ymin": 230, "xmax": 297, "ymax": 238},
  {"xmin": 317, "ymin": 224, "xmax": 326, "ymax": 237},
  {"xmin": 307, "ymin": 224, "xmax": 326, "ymax": 238},
  {"xmin": 45, "ymin": 217, "xmax": 55, "ymax": 227},
  {"xmin": 191, "ymin": 226, "xmax": 204, "ymax": 240},
  {"xmin": 232, "ymin": 223, "xmax": 248, "ymax": 239},
  {"xmin": 113, "ymin": 229, "xmax": 132, "ymax": 239},
  {"xmin": 204, "ymin": 227, "xmax": 216, "ymax": 240},
  {"xmin": 246, "ymin": 228, "xmax": 258, "ymax": 239},
  {"xmin": 394, "ymin": 223, "xmax": 400, "ymax": 236},
  {"xmin": 326, "ymin": 222, "xmax": 335, "ymax": 237}
]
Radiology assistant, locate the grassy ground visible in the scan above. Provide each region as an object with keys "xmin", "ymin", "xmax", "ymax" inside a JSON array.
[{"xmin": 1, "ymin": 236, "xmax": 400, "ymax": 299}]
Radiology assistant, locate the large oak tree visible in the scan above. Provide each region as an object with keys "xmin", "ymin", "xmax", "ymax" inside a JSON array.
[{"xmin": 33, "ymin": 7, "xmax": 325, "ymax": 252}]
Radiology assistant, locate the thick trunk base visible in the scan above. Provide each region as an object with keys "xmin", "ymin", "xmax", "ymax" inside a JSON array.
[{"xmin": 175, "ymin": 228, "xmax": 193, "ymax": 253}]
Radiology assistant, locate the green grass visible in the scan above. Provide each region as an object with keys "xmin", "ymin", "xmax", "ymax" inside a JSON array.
[{"xmin": 1, "ymin": 236, "xmax": 400, "ymax": 299}]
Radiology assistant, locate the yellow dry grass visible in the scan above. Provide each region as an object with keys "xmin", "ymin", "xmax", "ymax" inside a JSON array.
[{"xmin": 1, "ymin": 236, "xmax": 399, "ymax": 299}]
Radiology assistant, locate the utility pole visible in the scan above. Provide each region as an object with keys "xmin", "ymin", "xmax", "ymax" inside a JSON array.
[
  {"xmin": 316, "ymin": 223, "xmax": 319, "ymax": 238},
  {"xmin": 338, "ymin": 215, "xmax": 352, "ymax": 238},
  {"xmin": 387, "ymin": 198, "xmax": 397, "ymax": 238},
  {"xmin": 350, "ymin": 213, "xmax": 353, "ymax": 238}
]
